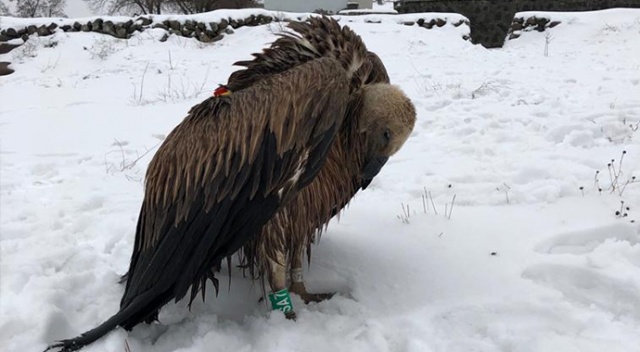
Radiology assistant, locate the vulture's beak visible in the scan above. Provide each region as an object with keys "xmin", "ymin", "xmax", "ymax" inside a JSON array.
[{"xmin": 361, "ymin": 156, "xmax": 388, "ymax": 190}]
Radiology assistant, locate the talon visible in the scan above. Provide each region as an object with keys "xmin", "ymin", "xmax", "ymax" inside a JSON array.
[{"xmin": 289, "ymin": 281, "xmax": 335, "ymax": 303}]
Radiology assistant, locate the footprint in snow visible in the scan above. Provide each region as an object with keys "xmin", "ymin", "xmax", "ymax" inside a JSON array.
[
  {"xmin": 534, "ymin": 223, "xmax": 639, "ymax": 255},
  {"xmin": 522, "ymin": 264, "xmax": 640, "ymax": 320},
  {"xmin": 524, "ymin": 223, "xmax": 640, "ymax": 319}
]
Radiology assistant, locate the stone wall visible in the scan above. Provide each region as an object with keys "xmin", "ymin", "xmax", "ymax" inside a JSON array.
[
  {"xmin": 0, "ymin": 14, "xmax": 465, "ymax": 44},
  {"xmin": 0, "ymin": 15, "xmax": 273, "ymax": 43},
  {"xmin": 395, "ymin": 0, "xmax": 640, "ymax": 48}
]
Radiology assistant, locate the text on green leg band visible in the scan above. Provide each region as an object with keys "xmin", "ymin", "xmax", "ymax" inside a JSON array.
[{"xmin": 269, "ymin": 288, "xmax": 293, "ymax": 313}]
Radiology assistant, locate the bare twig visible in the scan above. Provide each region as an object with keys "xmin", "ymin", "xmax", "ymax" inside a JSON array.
[
  {"xmin": 447, "ymin": 194, "xmax": 456, "ymax": 220},
  {"xmin": 428, "ymin": 191, "xmax": 437, "ymax": 215}
]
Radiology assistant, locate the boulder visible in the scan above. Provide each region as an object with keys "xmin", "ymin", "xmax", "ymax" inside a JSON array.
[
  {"xmin": 137, "ymin": 17, "xmax": 153, "ymax": 26},
  {"xmin": 549, "ymin": 21, "xmax": 561, "ymax": 28},
  {"xmin": 5, "ymin": 28, "xmax": 18, "ymax": 38},
  {"xmin": 102, "ymin": 21, "xmax": 116, "ymax": 36},
  {"xmin": 115, "ymin": 24, "xmax": 128, "ymax": 38},
  {"xmin": 91, "ymin": 18, "xmax": 103, "ymax": 32},
  {"xmin": 152, "ymin": 23, "xmax": 168, "ymax": 30},
  {"xmin": 168, "ymin": 20, "xmax": 181, "ymax": 31},
  {"xmin": 37, "ymin": 25, "xmax": 51, "ymax": 36},
  {"xmin": 218, "ymin": 19, "xmax": 229, "ymax": 30}
]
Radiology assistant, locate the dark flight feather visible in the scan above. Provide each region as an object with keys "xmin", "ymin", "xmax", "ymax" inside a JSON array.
[{"xmin": 45, "ymin": 56, "xmax": 352, "ymax": 352}]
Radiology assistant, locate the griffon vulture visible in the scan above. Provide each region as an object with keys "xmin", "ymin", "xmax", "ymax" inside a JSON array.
[
  {"xmin": 231, "ymin": 29, "xmax": 415, "ymax": 311},
  {"xmin": 44, "ymin": 16, "xmax": 415, "ymax": 352}
]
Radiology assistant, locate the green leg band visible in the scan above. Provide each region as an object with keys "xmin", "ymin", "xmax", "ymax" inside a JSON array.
[{"xmin": 269, "ymin": 288, "xmax": 294, "ymax": 314}]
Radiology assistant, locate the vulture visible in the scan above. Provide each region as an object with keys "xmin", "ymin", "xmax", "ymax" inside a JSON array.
[{"xmin": 44, "ymin": 16, "xmax": 416, "ymax": 352}]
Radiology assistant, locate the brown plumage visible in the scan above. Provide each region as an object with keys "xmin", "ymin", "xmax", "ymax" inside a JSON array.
[
  {"xmin": 44, "ymin": 16, "xmax": 415, "ymax": 352},
  {"xmin": 226, "ymin": 17, "xmax": 415, "ymax": 313},
  {"xmin": 234, "ymin": 53, "xmax": 415, "ymax": 309}
]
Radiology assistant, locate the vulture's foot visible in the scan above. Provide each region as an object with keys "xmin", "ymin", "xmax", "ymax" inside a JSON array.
[{"xmin": 289, "ymin": 281, "xmax": 335, "ymax": 304}]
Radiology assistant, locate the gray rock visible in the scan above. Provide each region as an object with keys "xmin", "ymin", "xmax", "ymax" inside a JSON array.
[
  {"xmin": 37, "ymin": 25, "xmax": 51, "ymax": 36},
  {"xmin": 81, "ymin": 23, "xmax": 91, "ymax": 32},
  {"xmin": 6, "ymin": 28, "xmax": 18, "ymax": 38},
  {"xmin": 0, "ymin": 42, "xmax": 21, "ymax": 53},
  {"xmin": 115, "ymin": 24, "xmax": 128, "ymax": 38},
  {"xmin": 225, "ymin": 27, "xmax": 234, "ymax": 35},
  {"xmin": 168, "ymin": 20, "xmax": 181, "ymax": 31},
  {"xmin": 73, "ymin": 22, "xmax": 82, "ymax": 31},
  {"xmin": 0, "ymin": 61, "xmax": 15, "ymax": 76},
  {"xmin": 181, "ymin": 27, "xmax": 193, "ymax": 37},
  {"xmin": 152, "ymin": 23, "xmax": 168, "ymax": 30},
  {"xmin": 548, "ymin": 21, "xmax": 561, "ymax": 28},
  {"xmin": 159, "ymin": 33, "xmax": 169, "ymax": 42},
  {"xmin": 257, "ymin": 15, "xmax": 271, "ymax": 24},
  {"xmin": 138, "ymin": 17, "xmax": 152, "ymax": 26},
  {"xmin": 184, "ymin": 20, "xmax": 196, "ymax": 31},
  {"xmin": 91, "ymin": 19, "xmax": 103, "ymax": 32},
  {"xmin": 129, "ymin": 23, "xmax": 142, "ymax": 34},
  {"xmin": 60, "ymin": 25, "xmax": 72, "ymax": 32},
  {"xmin": 102, "ymin": 21, "xmax": 116, "ymax": 36},
  {"xmin": 27, "ymin": 25, "xmax": 37, "ymax": 35},
  {"xmin": 218, "ymin": 19, "xmax": 229, "ymax": 30},
  {"xmin": 197, "ymin": 31, "xmax": 212, "ymax": 42},
  {"xmin": 453, "ymin": 19, "xmax": 466, "ymax": 27},
  {"xmin": 209, "ymin": 22, "xmax": 219, "ymax": 33}
]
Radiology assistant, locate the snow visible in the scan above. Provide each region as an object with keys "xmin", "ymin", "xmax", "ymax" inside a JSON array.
[{"xmin": 2, "ymin": 7, "xmax": 640, "ymax": 352}]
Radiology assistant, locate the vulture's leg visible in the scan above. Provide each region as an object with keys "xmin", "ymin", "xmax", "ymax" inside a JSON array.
[
  {"xmin": 288, "ymin": 246, "xmax": 335, "ymax": 303},
  {"xmin": 267, "ymin": 251, "xmax": 296, "ymax": 320}
]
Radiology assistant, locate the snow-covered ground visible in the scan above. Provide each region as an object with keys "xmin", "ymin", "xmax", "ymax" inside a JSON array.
[{"xmin": 1, "ymin": 8, "xmax": 640, "ymax": 352}]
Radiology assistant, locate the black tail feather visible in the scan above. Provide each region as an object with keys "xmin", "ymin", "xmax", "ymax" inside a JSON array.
[
  {"xmin": 43, "ymin": 312, "xmax": 124, "ymax": 352},
  {"xmin": 43, "ymin": 288, "xmax": 170, "ymax": 352}
]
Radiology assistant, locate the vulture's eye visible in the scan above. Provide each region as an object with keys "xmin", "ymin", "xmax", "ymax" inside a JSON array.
[{"xmin": 383, "ymin": 130, "xmax": 391, "ymax": 143}]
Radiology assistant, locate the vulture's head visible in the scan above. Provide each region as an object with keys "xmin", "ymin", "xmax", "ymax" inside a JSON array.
[{"xmin": 358, "ymin": 83, "xmax": 416, "ymax": 189}]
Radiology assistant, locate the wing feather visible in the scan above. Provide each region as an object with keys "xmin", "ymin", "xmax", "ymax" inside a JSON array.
[{"xmin": 120, "ymin": 57, "xmax": 350, "ymax": 322}]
